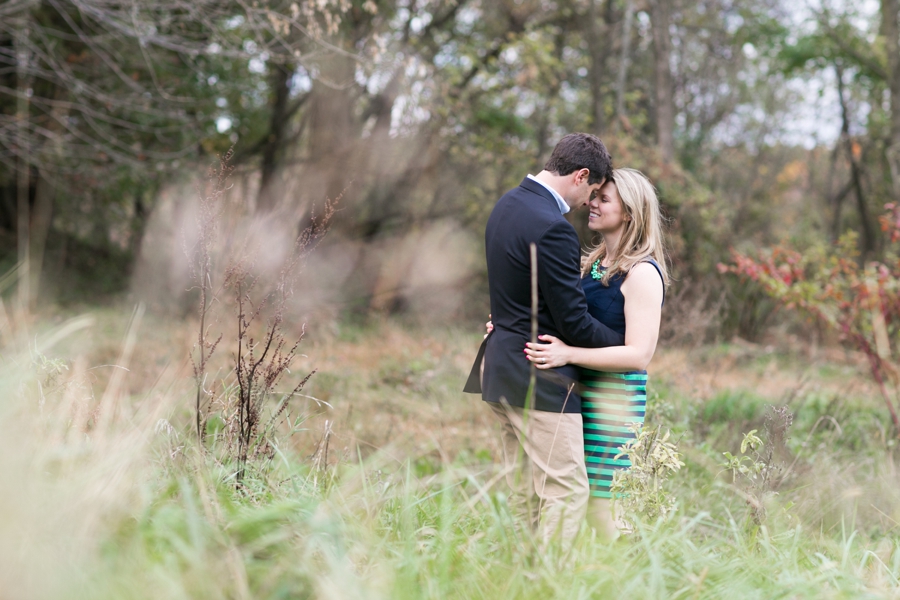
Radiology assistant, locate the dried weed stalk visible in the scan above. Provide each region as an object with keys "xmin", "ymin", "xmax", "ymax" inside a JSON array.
[
  {"xmin": 185, "ymin": 149, "xmax": 231, "ymax": 443},
  {"xmin": 224, "ymin": 199, "xmax": 337, "ymax": 478},
  {"xmin": 186, "ymin": 150, "xmax": 337, "ymax": 479},
  {"xmin": 310, "ymin": 418, "xmax": 334, "ymax": 485}
]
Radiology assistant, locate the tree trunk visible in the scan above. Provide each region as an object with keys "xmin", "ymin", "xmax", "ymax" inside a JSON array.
[
  {"xmin": 535, "ymin": 30, "xmax": 566, "ymax": 165},
  {"xmin": 130, "ymin": 189, "xmax": 148, "ymax": 263},
  {"xmin": 829, "ymin": 178, "xmax": 853, "ymax": 243},
  {"xmin": 615, "ymin": 0, "xmax": 635, "ymax": 125},
  {"xmin": 28, "ymin": 172, "xmax": 53, "ymax": 302},
  {"xmin": 836, "ymin": 64, "xmax": 876, "ymax": 256},
  {"xmin": 307, "ymin": 51, "xmax": 357, "ymax": 204},
  {"xmin": 256, "ymin": 62, "xmax": 294, "ymax": 213},
  {"xmin": 650, "ymin": 0, "xmax": 675, "ymax": 163},
  {"xmin": 586, "ymin": 0, "xmax": 607, "ymax": 135},
  {"xmin": 29, "ymin": 76, "xmax": 67, "ymax": 304},
  {"xmin": 15, "ymin": 15, "xmax": 31, "ymax": 312},
  {"xmin": 882, "ymin": 0, "xmax": 900, "ymax": 199}
]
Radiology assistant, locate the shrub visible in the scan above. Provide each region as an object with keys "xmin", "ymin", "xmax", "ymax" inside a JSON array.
[
  {"xmin": 610, "ymin": 424, "xmax": 684, "ymax": 530},
  {"xmin": 721, "ymin": 204, "xmax": 900, "ymax": 437}
]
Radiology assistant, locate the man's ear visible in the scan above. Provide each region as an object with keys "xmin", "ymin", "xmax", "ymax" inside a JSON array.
[{"xmin": 574, "ymin": 168, "xmax": 591, "ymax": 184}]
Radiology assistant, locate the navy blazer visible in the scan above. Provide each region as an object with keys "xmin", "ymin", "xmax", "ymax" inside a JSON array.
[{"xmin": 464, "ymin": 177, "xmax": 625, "ymax": 413}]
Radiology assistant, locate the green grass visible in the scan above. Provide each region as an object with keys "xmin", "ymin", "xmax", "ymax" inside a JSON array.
[
  {"xmin": 23, "ymin": 449, "xmax": 900, "ymax": 599},
  {"xmin": 2, "ymin": 313, "xmax": 900, "ymax": 598}
]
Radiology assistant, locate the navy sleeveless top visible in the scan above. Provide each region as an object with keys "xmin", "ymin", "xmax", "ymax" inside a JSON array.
[{"xmin": 582, "ymin": 259, "xmax": 665, "ymax": 335}]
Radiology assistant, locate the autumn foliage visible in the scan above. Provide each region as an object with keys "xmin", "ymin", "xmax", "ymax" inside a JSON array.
[{"xmin": 720, "ymin": 204, "xmax": 900, "ymax": 435}]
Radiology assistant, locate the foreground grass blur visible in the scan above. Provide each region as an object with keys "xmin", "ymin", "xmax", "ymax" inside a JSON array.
[{"xmin": 2, "ymin": 307, "xmax": 900, "ymax": 599}]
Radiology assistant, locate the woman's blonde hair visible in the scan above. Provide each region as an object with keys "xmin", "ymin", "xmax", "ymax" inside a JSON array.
[{"xmin": 581, "ymin": 168, "xmax": 670, "ymax": 287}]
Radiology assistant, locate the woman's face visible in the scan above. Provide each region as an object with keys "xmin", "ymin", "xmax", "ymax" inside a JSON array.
[{"xmin": 588, "ymin": 181, "xmax": 628, "ymax": 234}]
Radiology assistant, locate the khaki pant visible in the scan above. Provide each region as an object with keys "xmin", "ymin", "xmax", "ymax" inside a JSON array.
[{"xmin": 488, "ymin": 401, "xmax": 589, "ymax": 544}]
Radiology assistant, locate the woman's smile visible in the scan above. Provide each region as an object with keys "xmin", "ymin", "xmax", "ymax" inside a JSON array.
[{"xmin": 587, "ymin": 180, "xmax": 626, "ymax": 233}]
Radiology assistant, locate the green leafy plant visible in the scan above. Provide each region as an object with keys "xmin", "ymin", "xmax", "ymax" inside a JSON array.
[
  {"xmin": 610, "ymin": 424, "xmax": 684, "ymax": 530},
  {"xmin": 721, "ymin": 429, "xmax": 764, "ymax": 480},
  {"xmin": 32, "ymin": 350, "xmax": 68, "ymax": 386},
  {"xmin": 720, "ymin": 406, "xmax": 793, "ymax": 525}
]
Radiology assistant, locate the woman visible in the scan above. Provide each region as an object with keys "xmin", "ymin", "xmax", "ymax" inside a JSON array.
[{"xmin": 524, "ymin": 167, "xmax": 669, "ymax": 538}]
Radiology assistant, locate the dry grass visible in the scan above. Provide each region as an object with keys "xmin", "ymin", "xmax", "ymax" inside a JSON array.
[
  {"xmin": 33, "ymin": 305, "xmax": 883, "ymax": 466},
  {"xmin": 297, "ymin": 320, "xmax": 880, "ymax": 463}
]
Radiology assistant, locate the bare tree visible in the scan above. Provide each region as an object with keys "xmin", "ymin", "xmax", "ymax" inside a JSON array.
[
  {"xmin": 835, "ymin": 63, "xmax": 875, "ymax": 256},
  {"xmin": 615, "ymin": 0, "xmax": 636, "ymax": 126},
  {"xmin": 650, "ymin": 0, "xmax": 675, "ymax": 163},
  {"xmin": 13, "ymin": 10, "xmax": 31, "ymax": 311},
  {"xmin": 586, "ymin": 0, "xmax": 607, "ymax": 134},
  {"xmin": 883, "ymin": 0, "xmax": 900, "ymax": 199},
  {"xmin": 0, "ymin": 0, "xmax": 351, "ymax": 302}
]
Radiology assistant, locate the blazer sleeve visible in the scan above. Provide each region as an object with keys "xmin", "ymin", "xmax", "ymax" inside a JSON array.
[{"xmin": 537, "ymin": 221, "xmax": 625, "ymax": 348}]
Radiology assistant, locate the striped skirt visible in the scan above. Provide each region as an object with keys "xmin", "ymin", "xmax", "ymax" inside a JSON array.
[{"xmin": 581, "ymin": 369, "xmax": 648, "ymax": 499}]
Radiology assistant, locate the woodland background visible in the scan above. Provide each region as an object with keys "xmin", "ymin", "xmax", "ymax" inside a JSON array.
[{"xmin": 3, "ymin": 0, "xmax": 899, "ymax": 336}]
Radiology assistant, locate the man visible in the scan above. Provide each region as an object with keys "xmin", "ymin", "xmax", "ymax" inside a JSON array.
[{"xmin": 464, "ymin": 133, "xmax": 624, "ymax": 543}]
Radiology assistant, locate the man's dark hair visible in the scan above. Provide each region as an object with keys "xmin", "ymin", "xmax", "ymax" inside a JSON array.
[{"xmin": 543, "ymin": 133, "xmax": 613, "ymax": 185}]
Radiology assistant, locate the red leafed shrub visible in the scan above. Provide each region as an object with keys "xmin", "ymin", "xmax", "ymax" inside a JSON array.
[{"xmin": 720, "ymin": 205, "xmax": 900, "ymax": 436}]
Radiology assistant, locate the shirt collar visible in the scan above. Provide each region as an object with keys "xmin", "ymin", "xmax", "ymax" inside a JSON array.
[{"xmin": 526, "ymin": 174, "xmax": 570, "ymax": 215}]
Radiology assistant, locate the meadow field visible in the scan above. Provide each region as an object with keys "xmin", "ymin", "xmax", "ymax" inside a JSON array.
[{"xmin": 2, "ymin": 306, "xmax": 899, "ymax": 600}]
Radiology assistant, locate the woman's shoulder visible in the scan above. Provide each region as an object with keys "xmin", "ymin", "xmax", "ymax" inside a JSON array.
[
  {"xmin": 622, "ymin": 261, "xmax": 665, "ymax": 303},
  {"xmin": 629, "ymin": 259, "xmax": 663, "ymax": 279},
  {"xmin": 626, "ymin": 261, "xmax": 663, "ymax": 281}
]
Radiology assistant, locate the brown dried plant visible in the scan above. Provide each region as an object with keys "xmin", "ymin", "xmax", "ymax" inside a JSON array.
[
  {"xmin": 186, "ymin": 150, "xmax": 337, "ymax": 480},
  {"xmin": 186, "ymin": 149, "xmax": 231, "ymax": 443},
  {"xmin": 223, "ymin": 198, "xmax": 337, "ymax": 479}
]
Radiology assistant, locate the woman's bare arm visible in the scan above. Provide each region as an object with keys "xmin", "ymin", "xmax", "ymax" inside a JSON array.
[{"xmin": 524, "ymin": 262, "xmax": 663, "ymax": 372}]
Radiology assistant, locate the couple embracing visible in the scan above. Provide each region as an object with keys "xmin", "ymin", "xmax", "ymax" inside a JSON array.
[{"xmin": 464, "ymin": 133, "xmax": 669, "ymax": 544}]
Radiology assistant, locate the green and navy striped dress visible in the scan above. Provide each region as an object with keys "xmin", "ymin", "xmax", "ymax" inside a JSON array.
[
  {"xmin": 580, "ymin": 259, "xmax": 662, "ymax": 499},
  {"xmin": 582, "ymin": 370, "xmax": 647, "ymax": 498}
]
